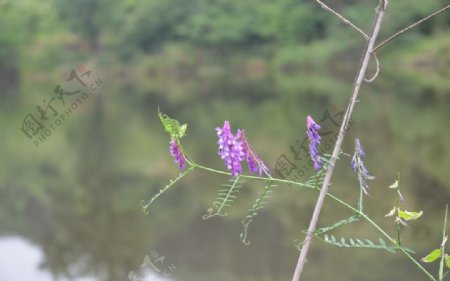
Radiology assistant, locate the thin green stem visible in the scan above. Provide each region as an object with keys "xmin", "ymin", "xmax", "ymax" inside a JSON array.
[
  {"xmin": 314, "ymin": 170, "xmax": 324, "ymax": 190},
  {"xmin": 393, "ymin": 172, "xmax": 402, "ymax": 246},
  {"xmin": 439, "ymin": 205, "xmax": 448, "ymax": 280},
  {"xmin": 325, "ymin": 192, "xmax": 436, "ymax": 281},
  {"xmin": 443, "ymin": 205, "xmax": 448, "ymax": 239},
  {"xmin": 175, "ymin": 144, "xmax": 436, "ymax": 280},
  {"xmin": 403, "ymin": 249, "xmax": 437, "ymax": 281},
  {"xmin": 192, "ymin": 160, "xmax": 436, "ymax": 280},
  {"xmin": 240, "ymin": 179, "xmax": 274, "ymax": 245},
  {"xmin": 176, "ymin": 139, "xmax": 195, "ymax": 166},
  {"xmin": 356, "ymin": 156, "xmax": 364, "ymax": 212},
  {"xmin": 141, "ymin": 165, "xmax": 195, "ymax": 214},
  {"xmin": 192, "ymin": 162, "xmax": 315, "ymax": 188},
  {"xmin": 396, "ymin": 198, "xmax": 401, "ymax": 247},
  {"xmin": 358, "ymin": 181, "xmax": 364, "ymax": 212}
]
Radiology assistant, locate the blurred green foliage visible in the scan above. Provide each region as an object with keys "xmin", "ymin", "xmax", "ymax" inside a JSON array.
[{"xmin": 1, "ymin": 0, "xmax": 448, "ymax": 65}]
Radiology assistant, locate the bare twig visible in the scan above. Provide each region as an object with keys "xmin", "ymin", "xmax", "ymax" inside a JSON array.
[
  {"xmin": 364, "ymin": 52, "xmax": 380, "ymax": 82},
  {"xmin": 313, "ymin": 0, "xmax": 382, "ymax": 82},
  {"xmin": 291, "ymin": 1, "xmax": 388, "ymax": 280},
  {"xmin": 373, "ymin": 4, "xmax": 450, "ymax": 53},
  {"xmin": 314, "ymin": 0, "xmax": 369, "ymax": 39}
]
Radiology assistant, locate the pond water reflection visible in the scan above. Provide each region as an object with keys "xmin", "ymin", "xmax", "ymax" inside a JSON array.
[
  {"xmin": 0, "ymin": 236, "xmax": 96, "ymax": 281},
  {"xmin": 1, "ymin": 50, "xmax": 449, "ymax": 281}
]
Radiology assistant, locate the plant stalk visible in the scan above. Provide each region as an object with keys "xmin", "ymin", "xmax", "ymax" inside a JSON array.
[
  {"xmin": 189, "ymin": 160, "xmax": 436, "ymax": 280},
  {"xmin": 291, "ymin": 2, "xmax": 388, "ymax": 280}
]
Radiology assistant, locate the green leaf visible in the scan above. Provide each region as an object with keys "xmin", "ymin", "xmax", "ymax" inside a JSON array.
[
  {"xmin": 445, "ymin": 254, "xmax": 450, "ymax": 269},
  {"xmin": 365, "ymin": 239, "xmax": 375, "ymax": 246},
  {"xmin": 341, "ymin": 237, "xmax": 349, "ymax": 247},
  {"xmin": 141, "ymin": 166, "xmax": 195, "ymax": 215},
  {"xmin": 318, "ymin": 235, "xmax": 400, "ymax": 253},
  {"xmin": 398, "ymin": 209, "xmax": 423, "ymax": 221},
  {"xmin": 312, "ymin": 215, "xmax": 360, "ymax": 235},
  {"xmin": 421, "ymin": 249, "xmax": 442, "ymax": 263},
  {"xmin": 203, "ymin": 177, "xmax": 243, "ymax": 220},
  {"xmin": 240, "ymin": 181, "xmax": 275, "ymax": 245},
  {"xmin": 158, "ymin": 108, "xmax": 188, "ymax": 139}
]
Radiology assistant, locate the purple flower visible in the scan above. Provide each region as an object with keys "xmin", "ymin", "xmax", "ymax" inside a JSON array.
[
  {"xmin": 216, "ymin": 121, "xmax": 245, "ymax": 176},
  {"xmin": 351, "ymin": 138, "xmax": 366, "ymax": 171},
  {"xmin": 351, "ymin": 158, "xmax": 358, "ymax": 171},
  {"xmin": 355, "ymin": 138, "xmax": 365, "ymax": 158},
  {"xmin": 215, "ymin": 121, "xmax": 270, "ymax": 177},
  {"xmin": 169, "ymin": 138, "xmax": 186, "ymax": 170},
  {"xmin": 306, "ymin": 115, "xmax": 322, "ymax": 171},
  {"xmin": 351, "ymin": 138, "xmax": 374, "ymax": 194},
  {"xmin": 239, "ymin": 130, "xmax": 270, "ymax": 176}
]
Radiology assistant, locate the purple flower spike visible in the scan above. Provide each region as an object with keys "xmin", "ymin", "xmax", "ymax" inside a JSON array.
[
  {"xmin": 355, "ymin": 138, "xmax": 365, "ymax": 158},
  {"xmin": 306, "ymin": 115, "xmax": 322, "ymax": 171},
  {"xmin": 216, "ymin": 121, "xmax": 245, "ymax": 176},
  {"xmin": 169, "ymin": 138, "xmax": 186, "ymax": 170},
  {"xmin": 351, "ymin": 158, "xmax": 358, "ymax": 171},
  {"xmin": 239, "ymin": 130, "xmax": 270, "ymax": 176},
  {"xmin": 351, "ymin": 138, "xmax": 367, "ymax": 171},
  {"xmin": 351, "ymin": 138, "xmax": 374, "ymax": 194}
]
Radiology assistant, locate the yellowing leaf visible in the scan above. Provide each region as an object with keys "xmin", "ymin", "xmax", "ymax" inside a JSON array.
[
  {"xmin": 396, "ymin": 217, "xmax": 409, "ymax": 227},
  {"xmin": 421, "ymin": 249, "xmax": 442, "ymax": 263},
  {"xmin": 398, "ymin": 210, "xmax": 423, "ymax": 221},
  {"xmin": 179, "ymin": 124, "xmax": 188, "ymax": 139},
  {"xmin": 389, "ymin": 180, "xmax": 399, "ymax": 189},
  {"xmin": 385, "ymin": 207, "xmax": 396, "ymax": 217}
]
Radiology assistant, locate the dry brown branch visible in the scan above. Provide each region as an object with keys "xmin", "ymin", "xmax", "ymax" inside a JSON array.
[
  {"xmin": 314, "ymin": 0, "xmax": 369, "ymax": 39},
  {"xmin": 291, "ymin": 1, "xmax": 388, "ymax": 280},
  {"xmin": 373, "ymin": 4, "xmax": 450, "ymax": 53}
]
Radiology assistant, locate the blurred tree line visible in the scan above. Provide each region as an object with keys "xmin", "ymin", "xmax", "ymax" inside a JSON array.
[{"xmin": 0, "ymin": 0, "xmax": 448, "ymax": 71}]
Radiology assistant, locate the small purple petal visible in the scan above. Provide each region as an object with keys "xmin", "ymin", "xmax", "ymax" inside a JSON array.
[
  {"xmin": 355, "ymin": 138, "xmax": 366, "ymax": 158},
  {"xmin": 216, "ymin": 122, "xmax": 270, "ymax": 177},
  {"xmin": 306, "ymin": 115, "xmax": 322, "ymax": 171},
  {"xmin": 351, "ymin": 138, "xmax": 374, "ymax": 194},
  {"xmin": 360, "ymin": 161, "xmax": 369, "ymax": 176},
  {"xmin": 216, "ymin": 121, "xmax": 245, "ymax": 176},
  {"xmin": 313, "ymin": 161, "xmax": 321, "ymax": 171},
  {"xmin": 169, "ymin": 139, "xmax": 186, "ymax": 170},
  {"xmin": 351, "ymin": 157, "xmax": 357, "ymax": 171},
  {"xmin": 239, "ymin": 130, "xmax": 270, "ymax": 176}
]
